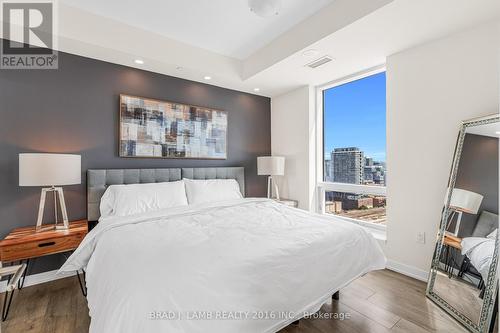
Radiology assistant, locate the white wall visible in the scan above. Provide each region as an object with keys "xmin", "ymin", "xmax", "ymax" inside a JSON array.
[
  {"xmin": 385, "ymin": 21, "xmax": 500, "ymax": 274},
  {"xmin": 270, "ymin": 20, "xmax": 500, "ymax": 279},
  {"xmin": 271, "ymin": 86, "xmax": 315, "ymax": 211}
]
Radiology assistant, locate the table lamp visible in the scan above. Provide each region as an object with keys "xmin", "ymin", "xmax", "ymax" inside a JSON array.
[
  {"xmin": 19, "ymin": 153, "xmax": 81, "ymax": 231},
  {"xmin": 257, "ymin": 156, "xmax": 285, "ymax": 200},
  {"xmin": 445, "ymin": 188, "xmax": 483, "ymax": 236}
]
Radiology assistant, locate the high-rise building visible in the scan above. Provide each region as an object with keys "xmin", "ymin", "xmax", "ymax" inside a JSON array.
[
  {"xmin": 364, "ymin": 166, "xmax": 374, "ymax": 182},
  {"xmin": 324, "ymin": 159, "xmax": 333, "ymax": 182},
  {"xmin": 331, "ymin": 147, "xmax": 364, "ymax": 184}
]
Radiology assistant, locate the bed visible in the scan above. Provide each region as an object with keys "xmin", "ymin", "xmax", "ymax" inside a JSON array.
[
  {"xmin": 60, "ymin": 167, "xmax": 386, "ymax": 333},
  {"xmin": 460, "ymin": 211, "xmax": 498, "ymax": 286},
  {"xmin": 461, "ymin": 236, "xmax": 496, "ymax": 282}
]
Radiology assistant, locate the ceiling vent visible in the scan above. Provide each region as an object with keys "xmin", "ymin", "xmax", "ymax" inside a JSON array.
[{"xmin": 306, "ymin": 56, "xmax": 333, "ymax": 69}]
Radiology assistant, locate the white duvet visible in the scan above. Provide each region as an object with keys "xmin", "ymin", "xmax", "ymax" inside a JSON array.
[
  {"xmin": 461, "ymin": 237, "xmax": 496, "ymax": 281},
  {"xmin": 60, "ymin": 198, "xmax": 386, "ymax": 333}
]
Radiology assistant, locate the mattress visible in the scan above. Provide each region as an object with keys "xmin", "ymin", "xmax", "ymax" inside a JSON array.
[{"xmin": 60, "ymin": 198, "xmax": 386, "ymax": 333}]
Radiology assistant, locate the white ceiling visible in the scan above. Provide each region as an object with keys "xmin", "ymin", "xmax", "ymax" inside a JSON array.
[
  {"xmin": 248, "ymin": 0, "xmax": 500, "ymax": 94},
  {"xmin": 467, "ymin": 122, "xmax": 500, "ymax": 138},
  {"xmin": 3, "ymin": 0, "xmax": 499, "ymax": 97},
  {"xmin": 60, "ymin": 0, "xmax": 335, "ymax": 59}
]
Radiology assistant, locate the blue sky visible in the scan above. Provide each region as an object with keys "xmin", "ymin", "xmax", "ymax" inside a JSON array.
[{"xmin": 324, "ymin": 72, "xmax": 386, "ymax": 161}]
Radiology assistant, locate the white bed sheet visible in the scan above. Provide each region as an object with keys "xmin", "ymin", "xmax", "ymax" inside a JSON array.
[
  {"xmin": 60, "ymin": 198, "xmax": 386, "ymax": 333},
  {"xmin": 461, "ymin": 237, "xmax": 495, "ymax": 281}
]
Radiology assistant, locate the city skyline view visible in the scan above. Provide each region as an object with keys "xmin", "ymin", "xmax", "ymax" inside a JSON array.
[
  {"xmin": 323, "ymin": 71, "xmax": 386, "ymax": 162},
  {"xmin": 323, "ymin": 72, "xmax": 387, "ymax": 224}
]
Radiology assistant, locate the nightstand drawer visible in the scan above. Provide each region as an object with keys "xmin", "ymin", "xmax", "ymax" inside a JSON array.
[{"xmin": 0, "ymin": 232, "xmax": 86, "ymax": 262}]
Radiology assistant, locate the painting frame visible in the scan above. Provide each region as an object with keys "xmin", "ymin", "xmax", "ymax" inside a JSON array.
[{"xmin": 119, "ymin": 94, "xmax": 228, "ymax": 160}]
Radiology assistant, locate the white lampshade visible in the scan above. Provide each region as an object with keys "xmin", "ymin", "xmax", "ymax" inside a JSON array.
[
  {"xmin": 19, "ymin": 153, "xmax": 81, "ymax": 187},
  {"xmin": 448, "ymin": 188, "xmax": 483, "ymax": 214},
  {"xmin": 257, "ymin": 156, "xmax": 285, "ymax": 176}
]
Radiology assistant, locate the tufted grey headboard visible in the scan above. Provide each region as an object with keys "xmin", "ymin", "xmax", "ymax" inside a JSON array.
[
  {"xmin": 87, "ymin": 167, "xmax": 245, "ymax": 222},
  {"xmin": 182, "ymin": 167, "xmax": 245, "ymax": 195}
]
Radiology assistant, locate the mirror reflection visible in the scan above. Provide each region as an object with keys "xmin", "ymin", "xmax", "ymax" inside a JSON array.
[{"xmin": 428, "ymin": 117, "xmax": 499, "ymax": 333}]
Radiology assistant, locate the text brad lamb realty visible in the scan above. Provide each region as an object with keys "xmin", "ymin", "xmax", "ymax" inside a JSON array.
[{"xmin": 148, "ymin": 310, "xmax": 352, "ymax": 321}]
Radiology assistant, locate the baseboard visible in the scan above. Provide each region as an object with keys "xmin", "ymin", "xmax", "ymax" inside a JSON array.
[
  {"xmin": 386, "ymin": 259, "xmax": 429, "ymax": 282},
  {"xmin": 0, "ymin": 269, "xmax": 74, "ymax": 293}
]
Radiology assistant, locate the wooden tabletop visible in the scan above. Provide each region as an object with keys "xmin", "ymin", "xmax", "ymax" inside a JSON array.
[
  {"xmin": 0, "ymin": 220, "xmax": 88, "ymax": 247},
  {"xmin": 0, "ymin": 220, "xmax": 88, "ymax": 262}
]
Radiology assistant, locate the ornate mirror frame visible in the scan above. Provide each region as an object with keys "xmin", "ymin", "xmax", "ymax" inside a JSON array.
[{"xmin": 426, "ymin": 113, "xmax": 499, "ymax": 333}]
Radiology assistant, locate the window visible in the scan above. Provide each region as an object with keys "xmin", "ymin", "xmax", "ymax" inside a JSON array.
[{"xmin": 318, "ymin": 70, "xmax": 387, "ymax": 227}]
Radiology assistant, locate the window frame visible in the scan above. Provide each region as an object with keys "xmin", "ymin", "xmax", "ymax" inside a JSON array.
[{"xmin": 315, "ymin": 65, "xmax": 387, "ymax": 230}]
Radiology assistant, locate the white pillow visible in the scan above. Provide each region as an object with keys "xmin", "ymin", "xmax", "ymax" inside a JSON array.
[
  {"xmin": 100, "ymin": 180, "xmax": 188, "ymax": 218},
  {"xmin": 183, "ymin": 178, "xmax": 243, "ymax": 204}
]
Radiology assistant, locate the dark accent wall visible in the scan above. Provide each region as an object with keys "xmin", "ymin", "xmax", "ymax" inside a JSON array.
[
  {"xmin": 455, "ymin": 133, "xmax": 499, "ymax": 237},
  {"xmin": 0, "ymin": 50, "xmax": 271, "ymax": 274}
]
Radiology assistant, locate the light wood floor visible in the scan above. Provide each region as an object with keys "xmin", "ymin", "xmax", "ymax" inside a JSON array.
[{"xmin": 0, "ymin": 269, "xmax": 485, "ymax": 332}]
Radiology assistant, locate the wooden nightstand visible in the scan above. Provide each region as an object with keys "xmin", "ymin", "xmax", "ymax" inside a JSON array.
[
  {"xmin": 442, "ymin": 234, "xmax": 462, "ymax": 278},
  {"xmin": 0, "ymin": 220, "xmax": 88, "ymax": 262},
  {"xmin": 0, "ymin": 220, "xmax": 88, "ymax": 320},
  {"xmin": 273, "ymin": 198, "xmax": 298, "ymax": 208},
  {"xmin": 443, "ymin": 234, "xmax": 462, "ymax": 250}
]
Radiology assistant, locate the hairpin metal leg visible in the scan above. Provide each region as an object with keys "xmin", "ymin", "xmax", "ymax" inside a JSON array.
[
  {"xmin": 66, "ymin": 251, "xmax": 87, "ymax": 297},
  {"xmin": 458, "ymin": 257, "xmax": 468, "ymax": 278},
  {"xmin": 2, "ymin": 289, "xmax": 14, "ymax": 322},
  {"xmin": 0, "ymin": 260, "xmax": 27, "ymax": 321},
  {"xmin": 444, "ymin": 246, "xmax": 453, "ymax": 278},
  {"xmin": 17, "ymin": 259, "xmax": 30, "ymax": 290},
  {"xmin": 2, "ymin": 274, "xmax": 15, "ymax": 322},
  {"xmin": 76, "ymin": 270, "xmax": 87, "ymax": 297},
  {"xmin": 0, "ymin": 262, "xmax": 27, "ymax": 322}
]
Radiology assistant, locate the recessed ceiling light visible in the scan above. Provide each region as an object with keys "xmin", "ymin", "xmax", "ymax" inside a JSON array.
[
  {"xmin": 495, "ymin": 131, "xmax": 500, "ymax": 135},
  {"xmin": 204, "ymin": 76, "xmax": 212, "ymax": 80},
  {"xmin": 176, "ymin": 66, "xmax": 183, "ymax": 70},
  {"xmin": 302, "ymin": 49, "xmax": 320, "ymax": 58},
  {"xmin": 134, "ymin": 59, "xmax": 144, "ymax": 65},
  {"xmin": 254, "ymin": 88, "xmax": 260, "ymax": 92}
]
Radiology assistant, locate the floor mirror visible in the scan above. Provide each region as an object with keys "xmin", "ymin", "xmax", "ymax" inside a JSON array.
[{"xmin": 427, "ymin": 114, "xmax": 499, "ymax": 333}]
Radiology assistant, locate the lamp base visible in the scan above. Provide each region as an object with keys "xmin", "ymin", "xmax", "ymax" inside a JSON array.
[
  {"xmin": 445, "ymin": 210, "xmax": 462, "ymax": 237},
  {"xmin": 266, "ymin": 176, "xmax": 281, "ymax": 201},
  {"xmin": 36, "ymin": 187, "xmax": 70, "ymax": 232}
]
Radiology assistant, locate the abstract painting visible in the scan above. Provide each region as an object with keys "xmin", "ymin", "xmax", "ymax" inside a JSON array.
[{"xmin": 119, "ymin": 94, "xmax": 227, "ymax": 159}]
